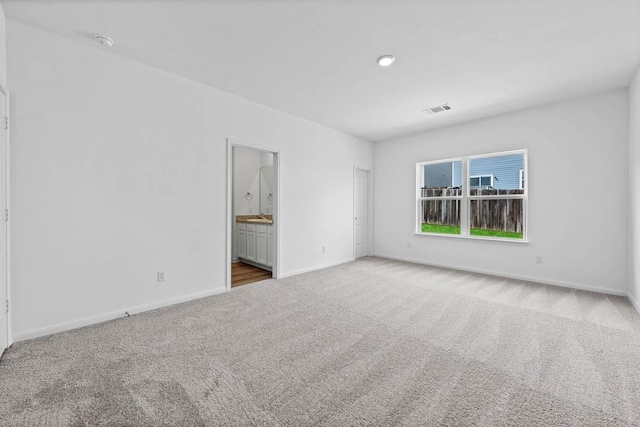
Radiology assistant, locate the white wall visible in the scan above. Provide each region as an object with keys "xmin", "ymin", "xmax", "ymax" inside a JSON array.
[
  {"xmin": 374, "ymin": 90, "xmax": 629, "ymax": 294},
  {"xmin": 629, "ymin": 68, "xmax": 640, "ymax": 309},
  {"xmin": 8, "ymin": 21, "xmax": 373, "ymax": 339},
  {"xmin": 0, "ymin": 5, "xmax": 6, "ymax": 86},
  {"xmin": 259, "ymin": 153, "xmax": 275, "ymax": 215},
  {"xmin": 231, "ymin": 146, "xmax": 268, "ymax": 261},
  {"xmin": 0, "ymin": 4, "xmax": 7, "ymax": 347},
  {"xmin": 231, "ymin": 148, "xmax": 275, "ymax": 219},
  {"xmin": 233, "ymin": 147, "xmax": 262, "ymax": 216}
]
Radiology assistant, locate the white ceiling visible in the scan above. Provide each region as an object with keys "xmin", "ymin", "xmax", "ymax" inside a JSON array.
[{"xmin": 2, "ymin": 0, "xmax": 640, "ymax": 141}]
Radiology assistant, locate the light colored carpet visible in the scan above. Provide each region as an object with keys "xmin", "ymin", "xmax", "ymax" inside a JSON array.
[{"xmin": 1, "ymin": 257, "xmax": 640, "ymax": 426}]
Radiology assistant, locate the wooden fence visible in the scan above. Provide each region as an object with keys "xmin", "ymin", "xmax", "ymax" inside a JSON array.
[
  {"xmin": 421, "ymin": 188, "xmax": 524, "ymax": 233},
  {"xmin": 421, "ymin": 188, "xmax": 461, "ymax": 227}
]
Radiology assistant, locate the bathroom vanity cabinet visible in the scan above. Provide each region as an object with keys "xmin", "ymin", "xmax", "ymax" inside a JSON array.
[{"xmin": 236, "ymin": 222, "xmax": 273, "ymax": 269}]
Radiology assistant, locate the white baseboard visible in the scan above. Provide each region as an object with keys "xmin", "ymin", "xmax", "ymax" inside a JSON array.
[
  {"xmin": 373, "ymin": 253, "xmax": 628, "ymax": 297},
  {"xmin": 278, "ymin": 258, "xmax": 355, "ymax": 279},
  {"xmin": 12, "ymin": 287, "xmax": 227, "ymax": 343}
]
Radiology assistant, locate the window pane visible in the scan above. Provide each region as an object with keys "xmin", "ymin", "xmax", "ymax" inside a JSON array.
[
  {"xmin": 420, "ymin": 199, "xmax": 461, "ymax": 234},
  {"xmin": 469, "ymin": 199, "xmax": 523, "ymax": 239},
  {"xmin": 469, "ymin": 177, "xmax": 480, "ymax": 187},
  {"xmin": 422, "ymin": 161, "xmax": 462, "ymax": 197},
  {"xmin": 469, "ymin": 153, "xmax": 524, "ymax": 191}
]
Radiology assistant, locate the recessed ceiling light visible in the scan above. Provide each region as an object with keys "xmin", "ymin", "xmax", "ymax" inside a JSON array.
[
  {"xmin": 95, "ymin": 35, "xmax": 114, "ymax": 48},
  {"xmin": 376, "ymin": 55, "xmax": 395, "ymax": 67}
]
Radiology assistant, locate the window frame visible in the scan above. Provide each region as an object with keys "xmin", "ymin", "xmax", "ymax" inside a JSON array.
[
  {"xmin": 416, "ymin": 149, "xmax": 528, "ymax": 242},
  {"xmin": 519, "ymin": 169, "xmax": 525, "ymax": 190}
]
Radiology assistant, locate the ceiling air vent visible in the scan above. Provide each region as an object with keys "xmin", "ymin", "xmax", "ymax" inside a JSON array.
[{"xmin": 423, "ymin": 103, "xmax": 451, "ymax": 115}]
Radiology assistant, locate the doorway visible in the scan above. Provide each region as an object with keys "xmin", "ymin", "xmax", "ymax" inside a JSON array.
[
  {"xmin": 354, "ymin": 168, "xmax": 371, "ymax": 259},
  {"xmin": 226, "ymin": 140, "xmax": 279, "ymax": 291},
  {"xmin": 0, "ymin": 85, "xmax": 8, "ymax": 354}
]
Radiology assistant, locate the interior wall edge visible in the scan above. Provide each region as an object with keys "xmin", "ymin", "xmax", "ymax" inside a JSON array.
[
  {"xmin": 627, "ymin": 65, "xmax": 640, "ymax": 307},
  {"xmin": 628, "ymin": 289, "xmax": 640, "ymax": 315}
]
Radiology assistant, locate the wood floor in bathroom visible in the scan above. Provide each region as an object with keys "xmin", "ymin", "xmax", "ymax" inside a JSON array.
[{"xmin": 231, "ymin": 262, "xmax": 272, "ymax": 287}]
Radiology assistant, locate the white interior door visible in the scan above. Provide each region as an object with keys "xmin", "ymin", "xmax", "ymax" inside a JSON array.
[
  {"xmin": 0, "ymin": 87, "xmax": 7, "ymax": 353},
  {"xmin": 354, "ymin": 169, "xmax": 369, "ymax": 259}
]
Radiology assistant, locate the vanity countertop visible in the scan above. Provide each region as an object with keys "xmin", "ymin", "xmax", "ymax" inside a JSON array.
[{"xmin": 236, "ymin": 215, "xmax": 274, "ymax": 225}]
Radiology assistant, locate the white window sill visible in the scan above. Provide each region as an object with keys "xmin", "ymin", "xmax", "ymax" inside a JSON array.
[{"xmin": 415, "ymin": 232, "xmax": 529, "ymax": 244}]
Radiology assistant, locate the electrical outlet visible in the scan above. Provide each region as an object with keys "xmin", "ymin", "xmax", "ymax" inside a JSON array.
[
  {"xmin": 535, "ymin": 256, "xmax": 543, "ymax": 264},
  {"xmin": 157, "ymin": 271, "xmax": 167, "ymax": 282},
  {"xmin": 322, "ymin": 246, "xmax": 326, "ymax": 253},
  {"xmin": 407, "ymin": 242, "xmax": 411, "ymax": 249}
]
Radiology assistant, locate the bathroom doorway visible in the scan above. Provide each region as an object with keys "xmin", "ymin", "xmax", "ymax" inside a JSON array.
[{"xmin": 226, "ymin": 140, "xmax": 279, "ymax": 290}]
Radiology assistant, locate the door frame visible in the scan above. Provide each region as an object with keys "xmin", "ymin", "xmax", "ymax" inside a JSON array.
[
  {"xmin": 0, "ymin": 83, "xmax": 10, "ymax": 349},
  {"xmin": 226, "ymin": 138, "xmax": 280, "ymax": 291},
  {"xmin": 353, "ymin": 166, "xmax": 373, "ymax": 259}
]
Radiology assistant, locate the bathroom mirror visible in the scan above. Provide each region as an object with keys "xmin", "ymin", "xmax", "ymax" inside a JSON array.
[{"xmin": 259, "ymin": 165, "xmax": 275, "ymax": 214}]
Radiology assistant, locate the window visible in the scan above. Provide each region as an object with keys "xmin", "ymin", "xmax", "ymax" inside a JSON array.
[
  {"xmin": 417, "ymin": 150, "xmax": 527, "ymax": 240},
  {"xmin": 470, "ymin": 175, "xmax": 493, "ymax": 188},
  {"xmin": 419, "ymin": 160, "xmax": 463, "ymax": 235}
]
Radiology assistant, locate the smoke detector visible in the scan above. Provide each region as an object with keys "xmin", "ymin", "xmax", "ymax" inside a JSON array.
[
  {"xmin": 423, "ymin": 104, "xmax": 451, "ymax": 115},
  {"xmin": 94, "ymin": 35, "xmax": 114, "ymax": 47}
]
